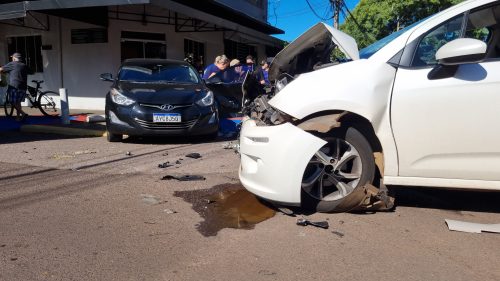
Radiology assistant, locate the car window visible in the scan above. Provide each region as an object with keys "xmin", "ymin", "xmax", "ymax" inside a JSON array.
[
  {"xmin": 465, "ymin": 3, "xmax": 500, "ymax": 59},
  {"xmin": 411, "ymin": 15, "xmax": 464, "ymax": 67},
  {"xmin": 119, "ymin": 63, "xmax": 200, "ymax": 84},
  {"xmin": 359, "ymin": 20, "xmax": 423, "ymax": 59}
]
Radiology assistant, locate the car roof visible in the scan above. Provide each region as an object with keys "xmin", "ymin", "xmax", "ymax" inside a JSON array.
[{"xmin": 121, "ymin": 58, "xmax": 190, "ymax": 67}]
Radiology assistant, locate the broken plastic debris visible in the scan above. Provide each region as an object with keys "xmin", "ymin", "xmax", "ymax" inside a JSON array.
[
  {"xmin": 158, "ymin": 162, "xmax": 173, "ymax": 168},
  {"xmin": 185, "ymin": 153, "xmax": 202, "ymax": 159},
  {"xmin": 296, "ymin": 218, "xmax": 329, "ymax": 229},
  {"xmin": 161, "ymin": 174, "xmax": 206, "ymax": 181},
  {"xmin": 277, "ymin": 207, "xmax": 295, "ymax": 216},
  {"xmin": 445, "ymin": 219, "xmax": 500, "ymax": 234},
  {"xmin": 332, "ymin": 230, "xmax": 345, "ymax": 238},
  {"xmin": 74, "ymin": 150, "xmax": 96, "ymax": 155}
]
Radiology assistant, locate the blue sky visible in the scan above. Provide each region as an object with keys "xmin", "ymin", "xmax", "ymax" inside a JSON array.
[{"xmin": 268, "ymin": 0, "xmax": 360, "ymax": 42}]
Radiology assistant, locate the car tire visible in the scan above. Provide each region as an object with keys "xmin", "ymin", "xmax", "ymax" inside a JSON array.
[
  {"xmin": 106, "ymin": 131, "xmax": 122, "ymax": 142},
  {"xmin": 301, "ymin": 127, "xmax": 375, "ymax": 213}
]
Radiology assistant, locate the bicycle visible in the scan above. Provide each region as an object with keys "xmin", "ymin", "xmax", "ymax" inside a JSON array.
[{"xmin": 3, "ymin": 80, "xmax": 59, "ymax": 117}]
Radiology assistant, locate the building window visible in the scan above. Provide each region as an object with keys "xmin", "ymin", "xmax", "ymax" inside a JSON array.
[
  {"xmin": 121, "ymin": 31, "xmax": 166, "ymax": 61},
  {"xmin": 71, "ymin": 28, "xmax": 108, "ymax": 44},
  {"xmin": 7, "ymin": 35, "xmax": 43, "ymax": 73},
  {"xmin": 224, "ymin": 39, "xmax": 257, "ymax": 62},
  {"xmin": 184, "ymin": 39, "xmax": 205, "ymax": 73}
]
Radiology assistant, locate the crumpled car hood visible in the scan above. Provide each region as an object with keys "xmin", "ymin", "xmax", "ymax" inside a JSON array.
[{"xmin": 269, "ymin": 22, "xmax": 359, "ymax": 82}]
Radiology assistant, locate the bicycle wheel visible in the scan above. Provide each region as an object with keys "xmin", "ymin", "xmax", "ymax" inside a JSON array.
[
  {"xmin": 3, "ymin": 90, "xmax": 14, "ymax": 117},
  {"xmin": 37, "ymin": 91, "xmax": 59, "ymax": 116}
]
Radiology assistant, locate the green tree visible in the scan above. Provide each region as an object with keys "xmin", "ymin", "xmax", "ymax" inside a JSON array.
[{"xmin": 340, "ymin": 0, "xmax": 464, "ymax": 49}]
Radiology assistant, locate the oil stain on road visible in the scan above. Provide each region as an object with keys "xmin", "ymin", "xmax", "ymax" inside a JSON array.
[{"xmin": 174, "ymin": 184, "xmax": 275, "ymax": 236}]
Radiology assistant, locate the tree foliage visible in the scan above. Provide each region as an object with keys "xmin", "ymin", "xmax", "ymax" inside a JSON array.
[{"xmin": 340, "ymin": 0, "xmax": 464, "ymax": 49}]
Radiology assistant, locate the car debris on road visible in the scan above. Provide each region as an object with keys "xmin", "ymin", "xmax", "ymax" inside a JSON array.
[
  {"xmin": 185, "ymin": 153, "xmax": 202, "ymax": 159},
  {"xmin": 158, "ymin": 162, "xmax": 173, "ymax": 168},
  {"xmin": 161, "ymin": 174, "xmax": 206, "ymax": 181},
  {"xmin": 296, "ymin": 217, "xmax": 329, "ymax": 229},
  {"xmin": 445, "ymin": 219, "xmax": 500, "ymax": 234}
]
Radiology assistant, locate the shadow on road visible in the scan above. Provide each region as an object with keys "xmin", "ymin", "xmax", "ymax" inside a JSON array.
[
  {"xmin": 0, "ymin": 165, "xmax": 127, "ymax": 210},
  {"xmin": 0, "ymin": 131, "xmax": 84, "ymax": 145},
  {"xmin": 122, "ymin": 135, "xmax": 237, "ymax": 145}
]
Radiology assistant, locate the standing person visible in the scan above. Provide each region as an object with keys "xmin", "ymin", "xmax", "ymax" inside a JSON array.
[
  {"xmin": 256, "ymin": 59, "xmax": 271, "ymax": 86},
  {"xmin": 0, "ymin": 53, "xmax": 29, "ymax": 121},
  {"xmin": 242, "ymin": 55, "xmax": 255, "ymax": 74},
  {"xmin": 228, "ymin": 59, "xmax": 245, "ymax": 83},
  {"xmin": 202, "ymin": 55, "xmax": 229, "ymax": 80}
]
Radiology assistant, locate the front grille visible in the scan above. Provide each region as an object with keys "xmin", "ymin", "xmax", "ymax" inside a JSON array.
[
  {"xmin": 134, "ymin": 118, "xmax": 197, "ymax": 130},
  {"xmin": 139, "ymin": 103, "xmax": 192, "ymax": 111}
]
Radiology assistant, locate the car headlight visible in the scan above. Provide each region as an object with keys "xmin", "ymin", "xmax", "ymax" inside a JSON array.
[
  {"xmin": 110, "ymin": 88, "xmax": 135, "ymax": 106},
  {"xmin": 196, "ymin": 90, "xmax": 214, "ymax": 107}
]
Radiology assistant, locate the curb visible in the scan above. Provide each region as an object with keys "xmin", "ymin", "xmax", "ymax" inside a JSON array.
[{"xmin": 20, "ymin": 124, "xmax": 106, "ymax": 137}]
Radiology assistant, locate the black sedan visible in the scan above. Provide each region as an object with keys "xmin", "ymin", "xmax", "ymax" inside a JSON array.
[{"xmin": 100, "ymin": 59, "xmax": 218, "ymax": 142}]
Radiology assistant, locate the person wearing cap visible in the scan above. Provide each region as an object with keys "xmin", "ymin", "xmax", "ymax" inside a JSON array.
[
  {"xmin": 202, "ymin": 55, "xmax": 229, "ymax": 80},
  {"xmin": 0, "ymin": 53, "xmax": 29, "ymax": 121},
  {"xmin": 228, "ymin": 59, "xmax": 245, "ymax": 83},
  {"xmin": 255, "ymin": 58, "xmax": 271, "ymax": 86}
]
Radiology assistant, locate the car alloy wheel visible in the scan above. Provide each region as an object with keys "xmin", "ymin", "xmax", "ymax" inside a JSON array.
[{"xmin": 301, "ymin": 127, "xmax": 375, "ymax": 212}]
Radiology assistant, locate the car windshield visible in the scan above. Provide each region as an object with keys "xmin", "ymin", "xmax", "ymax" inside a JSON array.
[
  {"xmin": 359, "ymin": 20, "xmax": 423, "ymax": 59},
  {"xmin": 118, "ymin": 63, "xmax": 200, "ymax": 84}
]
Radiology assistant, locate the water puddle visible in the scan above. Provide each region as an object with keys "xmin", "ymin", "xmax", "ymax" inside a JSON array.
[{"xmin": 174, "ymin": 184, "xmax": 276, "ymax": 236}]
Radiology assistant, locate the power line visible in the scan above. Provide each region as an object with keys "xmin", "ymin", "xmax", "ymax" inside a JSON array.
[
  {"xmin": 305, "ymin": 0, "xmax": 334, "ymax": 21},
  {"xmin": 271, "ymin": 2, "xmax": 330, "ymax": 19},
  {"xmin": 341, "ymin": 0, "xmax": 376, "ymax": 41}
]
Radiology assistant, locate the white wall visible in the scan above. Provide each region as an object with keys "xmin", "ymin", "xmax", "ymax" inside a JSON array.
[
  {"xmin": 0, "ymin": 4, "xmax": 274, "ymax": 110},
  {"xmin": 0, "ymin": 14, "xmax": 60, "ymax": 107}
]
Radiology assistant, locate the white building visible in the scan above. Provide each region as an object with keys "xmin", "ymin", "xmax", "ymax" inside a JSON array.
[{"xmin": 0, "ymin": 0, "xmax": 283, "ymax": 110}]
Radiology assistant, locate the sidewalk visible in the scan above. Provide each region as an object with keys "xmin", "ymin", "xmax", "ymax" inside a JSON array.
[
  {"xmin": 1, "ymin": 107, "xmax": 242, "ymax": 137},
  {"xmin": 0, "ymin": 107, "xmax": 106, "ymax": 137}
]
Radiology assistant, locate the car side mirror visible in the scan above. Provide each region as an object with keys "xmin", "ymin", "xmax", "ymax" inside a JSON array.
[
  {"xmin": 428, "ymin": 38, "xmax": 487, "ymax": 80},
  {"xmin": 100, "ymin": 73, "xmax": 114, "ymax": 82}
]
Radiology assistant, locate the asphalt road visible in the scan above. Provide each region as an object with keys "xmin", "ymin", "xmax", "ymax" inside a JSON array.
[{"xmin": 1, "ymin": 132, "xmax": 500, "ymax": 281}]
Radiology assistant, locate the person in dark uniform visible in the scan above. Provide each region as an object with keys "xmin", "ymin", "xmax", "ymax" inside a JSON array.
[
  {"xmin": 0, "ymin": 53, "xmax": 29, "ymax": 121},
  {"xmin": 242, "ymin": 55, "xmax": 255, "ymax": 74},
  {"xmin": 255, "ymin": 59, "xmax": 271, "ymax": 86}
]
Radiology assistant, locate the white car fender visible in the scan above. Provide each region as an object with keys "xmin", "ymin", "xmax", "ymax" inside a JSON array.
[
  {"xmin": 239, "ymin": 119, "xmax": 327, "ymax": 204},
  {"xmin": 268, "ymin": 59, "xmax": 399, "ymax": 176}
]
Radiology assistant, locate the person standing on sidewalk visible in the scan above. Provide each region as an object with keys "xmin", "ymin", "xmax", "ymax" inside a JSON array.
[{"xmin": 0, "ymin": 53, "xmax": 29, "ymax": 121}]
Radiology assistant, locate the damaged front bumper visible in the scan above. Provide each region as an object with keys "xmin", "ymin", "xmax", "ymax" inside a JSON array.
[{"xmin": 238, "ymin": 118, "xmax": 327, "ymax": 205}]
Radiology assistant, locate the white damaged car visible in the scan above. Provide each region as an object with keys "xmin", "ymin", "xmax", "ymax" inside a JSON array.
[{"xmin": 239, "ymin": 0, "xmax": 500, "ymax": 212}]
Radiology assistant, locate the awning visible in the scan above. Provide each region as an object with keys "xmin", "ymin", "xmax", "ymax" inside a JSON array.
[
  {"xmin": 152, "ymin": 0, "xmax": 283, "ymax": 47},
  {"xmin": 0, "ymin": 0, "xmax": 150, "ymax": 20},
  {"xmin": 170, "ymin": 0, "xmax": 283, "ymax": 35}
]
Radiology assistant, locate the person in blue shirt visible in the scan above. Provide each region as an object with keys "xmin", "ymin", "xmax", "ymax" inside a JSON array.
[
  {"xmin": 255, "ymin": 59, "xmax": 271, "ymax": 86},
  {"xmin": 241, "ymin": 55, "xmax": 255, "ymax": 74},
  {"xmin": 202, "ymin": 55, "xmax": 229, "ymax": 80}
]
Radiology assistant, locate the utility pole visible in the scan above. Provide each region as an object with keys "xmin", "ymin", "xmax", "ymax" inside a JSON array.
[{"xmin": 331, "ymin": 0, "xmax": 342, "ymax": 29}]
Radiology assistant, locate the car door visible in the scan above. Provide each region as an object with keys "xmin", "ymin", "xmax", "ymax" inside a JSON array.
[{"xmin": 391, "ymin": 3, "xmax": 500, "ymax": 181}]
